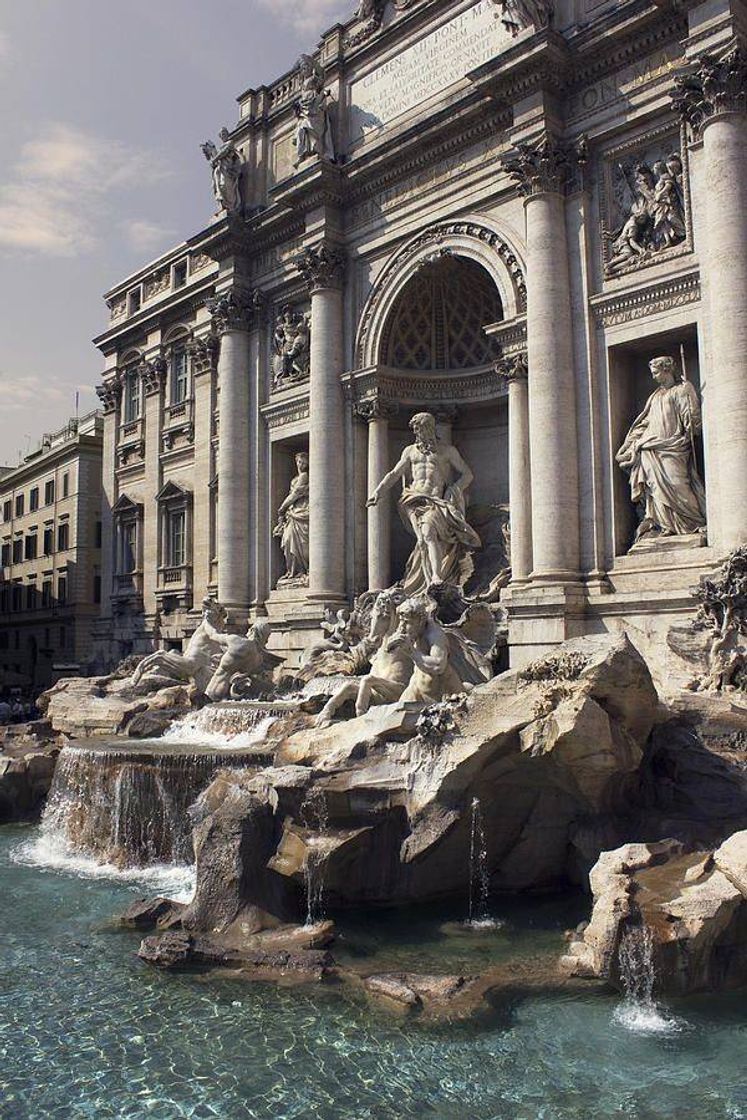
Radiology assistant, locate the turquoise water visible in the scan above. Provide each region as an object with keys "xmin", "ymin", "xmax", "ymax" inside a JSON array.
[{"xmin": 1, "ymin": 823, "xmax": 746, "ymax": 1120}]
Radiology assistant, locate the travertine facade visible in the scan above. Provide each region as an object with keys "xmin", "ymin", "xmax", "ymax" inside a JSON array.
[
  {"xmin": 0, "ymin": 413, "xmax": 103, "ymax": 689},
  {"xmin": 92, "ymin": 0, "xmax": 747, "ymax": 669}
]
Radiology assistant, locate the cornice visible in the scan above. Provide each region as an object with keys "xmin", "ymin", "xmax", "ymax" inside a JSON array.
[
  {"xmin": 92, "ymin": 278, "xmax": 216, "ymax": 353},
  {"xmin": 590, "ymin": 269, "xmax": 701, "ymax": 327}
]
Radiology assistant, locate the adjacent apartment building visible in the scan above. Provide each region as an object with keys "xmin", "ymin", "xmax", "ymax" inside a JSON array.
[{"xmin": 0, "ymin": 412, "xmax": 104, "ymax": 692}]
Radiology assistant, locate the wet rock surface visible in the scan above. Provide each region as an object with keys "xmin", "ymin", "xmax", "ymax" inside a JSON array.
[{"xmin": 0, "ymin": 731, "xmax": 60, "ymax": 822}]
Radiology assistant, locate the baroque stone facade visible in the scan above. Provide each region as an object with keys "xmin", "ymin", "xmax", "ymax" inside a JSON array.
[{"xmin": 92, "ymin": 0, "xmax": 747, "ymax": 669}]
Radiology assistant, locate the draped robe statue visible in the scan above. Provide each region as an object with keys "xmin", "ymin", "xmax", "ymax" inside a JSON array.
[
  {"xmin": 616, "ymin": 355, "xmax": 706, "ymax": 546},
  {"xmin": 273, "ymin": 452, "xmax": 310, "ymax": 584}
]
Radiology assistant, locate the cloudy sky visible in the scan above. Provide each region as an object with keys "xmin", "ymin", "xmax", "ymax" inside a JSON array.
[{"xmin": 0, "ymin": 0, "xmax": 351, "ymax": 463}]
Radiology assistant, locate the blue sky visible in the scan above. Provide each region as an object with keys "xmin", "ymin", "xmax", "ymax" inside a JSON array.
[{"xmin": 0, "ymin": 0, "xmax": 351, "ymax": 462}]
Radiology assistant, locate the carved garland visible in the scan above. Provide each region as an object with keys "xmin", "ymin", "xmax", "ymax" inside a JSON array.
[{"xmin": 356, "ymin": 222, "xmax": 526, "ymax": 368}]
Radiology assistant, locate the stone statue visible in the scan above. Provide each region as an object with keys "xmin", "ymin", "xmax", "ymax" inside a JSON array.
[
  {"xmin": 273, "ymin": 452, "xmax": 310, "ymax": 585},
  {"xmin": 271, "ymin": 308, "xmax": 311, "ymax": 389},
  {"xmin": 367, "ymin": 411, "xmax": 481, "ymax": 595},
  {"xmin": 497, "ymin": 0, "xmax": 553, "ymax": 35},
  {"xmin": 293, "ymin": 55, "xmax": 335, "ymax": 168},
  {"xmin": 607, "ymin": 155, "xmax": 686, "ymax": 272},
  {"xmin": 616, "ymin": 355, "xmax": 706, "ymax": 546},
  {"xmin": 201, "ymin": 129, "xmax": 242, "ymax": 216},
  {"xmin": 130, "ymin": 598, "xmax": 227, "ymax": 694},
  {"xmin": 202, "ymin": 618, "xmax": 284, "ymax": 701},
  {"xmin": 695, "ymin": 548, "xmax": 747, "ymax": 693}
]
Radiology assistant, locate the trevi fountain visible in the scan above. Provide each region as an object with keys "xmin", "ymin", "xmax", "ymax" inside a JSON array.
[{"xmin": 3, "ymin": 0, "xmax": 747, "ymax": 1117}]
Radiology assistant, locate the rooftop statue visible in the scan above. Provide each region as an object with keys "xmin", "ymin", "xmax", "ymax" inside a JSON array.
[
  {"xmin": 616, "ymin": 355, "xmax": 706, "ymax": 546},
  {"xmin": 293, "ymin": 55, "xmax": 335, "ymax": 167},
  {"xmin": 367, "ymin": 411, "xmax": 481, "ymax": 595},
  {"xmin": 201, "ymin": 128, "xmax": 242, "ymax": 216},
  {"xmin": 273, "ymin": 452, "xmax": 310, "ymax": 586}
]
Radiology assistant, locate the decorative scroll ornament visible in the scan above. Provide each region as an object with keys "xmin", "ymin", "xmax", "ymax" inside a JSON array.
[
  {"xmin": 672, "ymin": 45, "xmax": 747, "ymax": 139},
  {"xmin": 96, "ymin": 380, "xmax": 121, "ymax": 414},
  {"xmin": 296, "ymin": 243, "xmax": 345, "ymax": 292},
  {"xmin": 142, "ymin": 356, "xmax": 167, "ymax": 396},
  {"xmin": 206, "ymin": 287, "xmax": 255, "ymax": 333},
  {"xmin": 503, "ymin": 132, "xmax": 587, "ymax": 196},
  {"xmin": 188, "ymin": 333, "xmax": 220, "ymax": 377},
  {"xmin": 353, "ymin": 393, "xmax": 400, "ymax": 423},
  {"xmin": 496, "ymin": 351, "xmax": 528, "ymax": 385}
]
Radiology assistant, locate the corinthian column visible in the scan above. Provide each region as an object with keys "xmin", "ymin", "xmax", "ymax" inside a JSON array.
[
  {"xmin": 209, "ymin": 286, "xmax": 254, "ymax": 617},
  {"xmin": 503, "ymin": 133, "xmax": 582, "ymax": 582},
  {"xmin": 355, "ymin": 395, "xmax": 398, "ymax": 591},
  {"xmin": 498, "ymin": 353, "xmax": 532, "ymax": 582},
  {"xmin": 673, "ymin": 47, "xmax": 747, "ymax": 551},
  {"xmin": 296, "ymin": 243, "xmax": 346, "ymax": 601}
]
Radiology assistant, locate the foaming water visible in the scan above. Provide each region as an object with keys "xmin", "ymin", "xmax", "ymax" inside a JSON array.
[
  {"xmin": 613, "ymin": 999, "xmax": 685, "ymax": 1035},
  {"xmin": 613, "ymin": 923, "xmax": 686, "ymax": 1035},
  {"xmin": 162, "ymin": 701, "xmax": 297, "ymax": 749}
]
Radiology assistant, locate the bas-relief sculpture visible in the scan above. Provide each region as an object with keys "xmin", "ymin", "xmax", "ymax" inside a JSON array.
[
  {"xmin": 496, "ymin": 0, "xmax": 553, "ymax": 35},
  {"xmin": 272, "ymin": 308, "xmax": 311, "ymax": 389},
  {"xmin": 293, "ymin": 55, "xmax": 335, "ymax": 168},
  {"xmin": 367, "ymin": 411, "xmax": 481, "ymax": 595},
  {"xmin": 273, "ymin": 452, "xmax": 310, "ymax": 586},
  {"xmin": 606, "ymin": 154, "xmax": 686, "ymax": 273},
  {"xmin": 201, "ymin": 129, "xmax": 242, "ymax": 216},
  {"xmin": 616, "ymin": 355, "xmax": 706, "ymax": 548}
]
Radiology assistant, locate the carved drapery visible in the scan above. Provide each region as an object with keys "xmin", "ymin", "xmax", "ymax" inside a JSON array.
[
  {"xmin": 503, "ymin": 132, "xmax": 587, "ymax": 196},
  {"xmin": 672, "ymin": 45, "xmax": 747, "ymax": 139},
  {"xmin": 296, "ymin": 243, "xmax": 346, "ymax": 293}
]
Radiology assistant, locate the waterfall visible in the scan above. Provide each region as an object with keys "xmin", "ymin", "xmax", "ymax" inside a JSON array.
[
  {"xmin": 465, "ymin": 798, "xmax": 503, "ymax": 930},
  {"xmin": 301, "ymin": 787, "xmax": 330, "ymax": 928},
  {"xmin": 161, "ymin": 700, "xmax": 296, "ymax": 749},
  {"xmin": 38, "ymin": 743, "xmax": 249, "ymax": 868},
  {"xmin": 613, "ymin": 923, "xmax": 682, "ymax": 1033}
]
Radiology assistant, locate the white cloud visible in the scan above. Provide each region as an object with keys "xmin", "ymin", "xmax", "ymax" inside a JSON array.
[
  {"xmin": 0, "ymin": 31, "xmax": 10, "ymax": 60},
  {"xmin": 256, "ymin": 0, "xmax": 352, "ymax": 32},
  {"xmin": 0, "ymin": 371, "xmax": 67, "ymax": 411},
  {"xmin": 0, "ymin": 123, "xmax": 172, "ymax": 257},
  {"xmin": 123, "ymin": 218, "xmax": 176, "ymax": 254}
]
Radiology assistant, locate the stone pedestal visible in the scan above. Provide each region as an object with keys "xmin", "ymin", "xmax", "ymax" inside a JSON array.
[{"xmin": 297, "ymin": 244, "xmax": 347, "ymax": 603}]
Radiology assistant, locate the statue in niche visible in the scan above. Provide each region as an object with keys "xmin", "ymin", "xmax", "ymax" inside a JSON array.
[
  {"xmin": 129, "ymin": 598, "xmax": 227, "ymax": 694},
  {"xmin": 616, "ymin": 355, "xmax": 706, "ymax": 548},
  {"xmin": 293, "ymin": 55, "xmax": 335, "ymax": 168},
  {"xmin": 496, "ymin": 0, "xmax": 553, "ymax": 34},
  {"xmin": 367, "ymin": 411, "xmax": 481, "ymax": 595},
  {"xmin": 202, "ymin": 618, "xmax": 284, "ymax": 701},
  {"xmin": 607, "ymin": 154, "xmax": 686, "ymax": 272},
  {"xmin": 271, "ymin": 308, "xmax": 311, "ymax": 389},
  {"xmin": 273, "ymin": 452, "xmax": 310, "ymax": 585},
  {"xmin": 200, "ymin": 129, "xmax": 242, "ymax": 216}
]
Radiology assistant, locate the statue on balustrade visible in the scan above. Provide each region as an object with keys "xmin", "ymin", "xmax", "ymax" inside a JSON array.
[
  {"xmin": 273, "ymin": 452, "xmax": 310, "ymax": 585},
  {"xmin": 200, "ymin": 129, "xmax": 242, "ymax": 216},
  {"xmin": 367, "ymin": 411, "xmax": 481, "ymax": 595},
  {"xmin": 272, "ymin": 308, "xmax": 311, "ymax": 389},
  {"xmin": 616, "ymin": 355, "xmax": 707, "ymax": 547},
  {"xmin": 293, "ymin": 55, "xmax": 335, "ymax": 167}
]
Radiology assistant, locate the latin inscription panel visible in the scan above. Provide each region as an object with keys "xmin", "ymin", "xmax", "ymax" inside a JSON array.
[{"xmin": 350, "ymin": 0, "xmax": 513, "ymax": 142}]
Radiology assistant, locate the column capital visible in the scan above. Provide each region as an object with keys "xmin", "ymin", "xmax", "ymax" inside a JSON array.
[
  {"xmin": 296, "ymin": 242, "xmax": 345, "ymax": 293},
  {"xmin": 207, "ymin": 285, "xmax": 255, "ymax": 333},
  {"xmin": 142, "ymin": 356, "xmax": 167, "ymax": 397},
  {"xmin": 188, "ymin": 333, "xmax": 220, "ymax": 378},
  {"xmin": 502, "ymin": 131, "xmax": 587, "ymax": 197},
  {"xmin": 95, "ymin": 380, "xmax": 121, "ymax": 414},
  {"xmin": 353, "ymin": 394, "xmax": 399, "ymax": 423},
  {"xmin": 672, "ymin": 44, "xmax": 747, "ymax": 139},
  {"xmin": 496, "ymin": 351, "xmax": 528, "ymax": 386}
]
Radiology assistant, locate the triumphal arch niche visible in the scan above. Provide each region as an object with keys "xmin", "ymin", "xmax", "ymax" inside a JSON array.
[{"xmin": 93, "ymin": 0, "xmax": 747, "ymax": 674}]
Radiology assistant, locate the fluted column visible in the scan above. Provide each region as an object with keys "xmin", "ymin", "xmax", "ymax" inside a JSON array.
[
  {"xmin": 189, "ymin": 334, "xmax": 219, "ymax": 606},
  {"xmin": 356, "ymin": 395, "xmax": 397, "ymax": 591},
  {"xmin": 499, "ymin": 353, "xmax": 532, "ymax": 582},
  {"xmin": 504, "ymin": 133, "xmax": 582, "ymax": 582},
  {"xmin": 210, "ymin": 287, "xmax": 254, "ymax": 617},
  {"xmin": 142, "ymin": 356, "xmax": 166, "ymax": 620},
  {"xmin": 674, "ymin": 48, "xmax": 747, "ymax": 550},
  {"xmin": 94, "ymin": 379, "xmax": 121, "ymax": 624},
  {"xmin": 297, "ymin": 243, "xmax": 346, "ymax": 600}
]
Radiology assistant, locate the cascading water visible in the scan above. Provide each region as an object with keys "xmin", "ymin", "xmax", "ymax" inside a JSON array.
[
  {"xmin": 301, "ymin": 787, "xmax": 330, "ymax": 928},
  {"xmin": 613, "ymin": 923, "xmax": 683, "ymax": 1033},
  {"xmin": 465, "ymin": 798, "xmax": 503, "ymax": 931},
  {"xmin": 161, "ymin": 700, "xmax": 297, "ymax": 749}
]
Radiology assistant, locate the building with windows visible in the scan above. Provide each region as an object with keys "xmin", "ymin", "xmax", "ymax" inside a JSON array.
[
  {"xmin": 92, "ymin": 0, "xmax": 747, "ymax": 672},
  {"xmin": 0, "ymin": 412, "xmax": 104, "ymax": 691}
]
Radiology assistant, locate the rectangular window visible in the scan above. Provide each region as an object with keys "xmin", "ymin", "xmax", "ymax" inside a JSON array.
[
  {"xmin": 44, "ymin": 479, "xmax": 55, "ymax": 505},
  {"xmin": 57, "ymin": 523, "xmax": 70, "ymax": 551},
  {"xmin": 171, "ymin": 347, "xmax": 189, "ymax": 405},
  {"xmin": 41, "ymin": 581, "xmax": 52, "ymax": 608},
  {"xmin": 94, "ymin": 572, "xmax": 102, "ymax": 604},
  {"xmin": 0, "ymin": 586, "xmax": 8, "ymax": 613},
  {"xmin": 59, "ymin": 626, "xmax": 67, "ymax": 648},
  {"xmin": 122, "ymin": 521, "xmax": 137, "ymax": 573},
  {"xmin": 12, "ymin": 585, "xmax": 22, "ymax": 612},
  {"xmin": 25, "ymin": 584, "xmax": 36, "ymax": 609},
  {"xmin": 43, "ymin": 527, "xmax": 53, "ymax": 556},
  {"xmin": 57, "ymin": 576, "xmax": 67, "ymax": 605},
  {"xmin": 29, "ymin": 488, "xmax": 39, "ymax": 512},
  {"xmin": 128, "ymin": 288, "xmax": 141, "ymax": 315},
  {"xmin": 95, "ymin": 520, "xmax": 102, "ymax": 548},
  {"xmin": 24, "ymin": 535, "xmax": 37, "ymax": 561},
  {"xmin": 0, "ymin": 633, "xmax": 7, "ymax": 650},
  {"xmin": 123, "ymin": 370, "xmax": 140, "ymax": 423},
  {"xmin": 3, "ymin": 500, "xmax": 11, "ymax": 522},
  {"xmin": 1, "ymin": 544, "xmax": 9, "ymax": 567},
  {"xmin": 12, "ymin": 540, "xmax": 23, "ymax": 564},
  {"xmin": 173, "ymin": 261, "xmax": 187, "ymax": 289},
  {"xmin": 15, "ymin": 494, "xmax": 24, "ymax": 517},
  {"xmin": 62, "ymin": 473, "xmax": 69, "ymax": 498},
  {"xmin": 167, "ymin": 509, "xmax": 186, "ymax": 567}
]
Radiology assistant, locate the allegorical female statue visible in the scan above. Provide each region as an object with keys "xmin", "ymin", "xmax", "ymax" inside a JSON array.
[
  {"xmin": 200, "ymin": 128, "xmax": 242, "ymax": 215},
  {"xmin": 367, "ymin": 412, "xmax": 481, "ymax": 594},
  {"xmin": 293, "ymin": 55, "xmax": 335, "ymax": 167},
  {"xmin": 273, "ymin": 452, "xmax": 310, "ymax": 583},
  {"xmin": 616, "ymin": 355, "xmax": 707, "ymax": 546}
]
